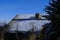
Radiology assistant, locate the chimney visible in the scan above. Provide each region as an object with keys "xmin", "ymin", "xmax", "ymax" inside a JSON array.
[{"xmin": 35, "ymin": 13, "xmax": 41, "ymax": 19}]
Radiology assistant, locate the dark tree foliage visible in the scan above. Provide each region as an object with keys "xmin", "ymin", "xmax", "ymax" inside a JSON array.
[
  {"xmin": 45, "ymin": 0, "xmax": 60, "ymax": 28},
  {"xmin": 44, "ymin": 0, "xmax": 60, "ymax": 40},
  {"xmin": 45, "ymin": 0, "xmax": 60, "ymax": 21}
]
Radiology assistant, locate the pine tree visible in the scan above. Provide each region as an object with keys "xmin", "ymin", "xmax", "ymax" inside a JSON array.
[
  {"xmin": 45, "ymin": 0, "xmax": 60, "ymax": 29},
  {"xmin": 44, "ymin": 0, "xmax": 60, "ymax": 40}
]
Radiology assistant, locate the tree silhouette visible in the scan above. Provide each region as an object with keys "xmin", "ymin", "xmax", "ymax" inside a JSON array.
[{"xmin": 44, "ymin": 0, "xmax": 60, "ymax": 40}]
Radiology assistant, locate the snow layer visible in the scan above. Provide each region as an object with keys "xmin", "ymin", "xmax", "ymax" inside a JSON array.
[{"xmin": 7, "ymin": 14, "xmax": 50, "ymax": 33}]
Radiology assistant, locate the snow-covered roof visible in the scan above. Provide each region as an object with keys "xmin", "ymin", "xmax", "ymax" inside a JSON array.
[
  {"xmin": 7, "ymin": 14, "xmax": 50, "ymax": 33},
  {"xmin": 13, "ymin": 14, "xmax": 34, "ymax": 19},
  {"xmin": 12, "ymin": 14, "xmax": 47, "ymax": 20}
]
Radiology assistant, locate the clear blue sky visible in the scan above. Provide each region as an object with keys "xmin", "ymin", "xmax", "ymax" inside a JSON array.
[{"xmin": 0, "ymin": 0, "xmax": 49, "ymax": 23}]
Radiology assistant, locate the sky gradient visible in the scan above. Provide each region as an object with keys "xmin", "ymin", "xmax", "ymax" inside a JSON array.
[{"xmin": 0, "ymin": 0, "xmax": 49, "ymax": 23}]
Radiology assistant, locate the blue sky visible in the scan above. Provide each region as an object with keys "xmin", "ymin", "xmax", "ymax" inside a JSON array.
[{"xmin": 0, "ymin": 0, "xmax": 49, "ymax": 22}]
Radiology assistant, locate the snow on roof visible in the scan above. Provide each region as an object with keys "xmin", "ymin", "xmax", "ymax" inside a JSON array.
[
  {"xmin": 7, "ymin": 14, "xmax": 50, "ymax": 33},
  {"xmin": 12, "ymin": 14, "xmax": 47, "ymax": 20},
  {"xmin": 13, "ymin": 14, "xmax": 34, "ymax": 19}
]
